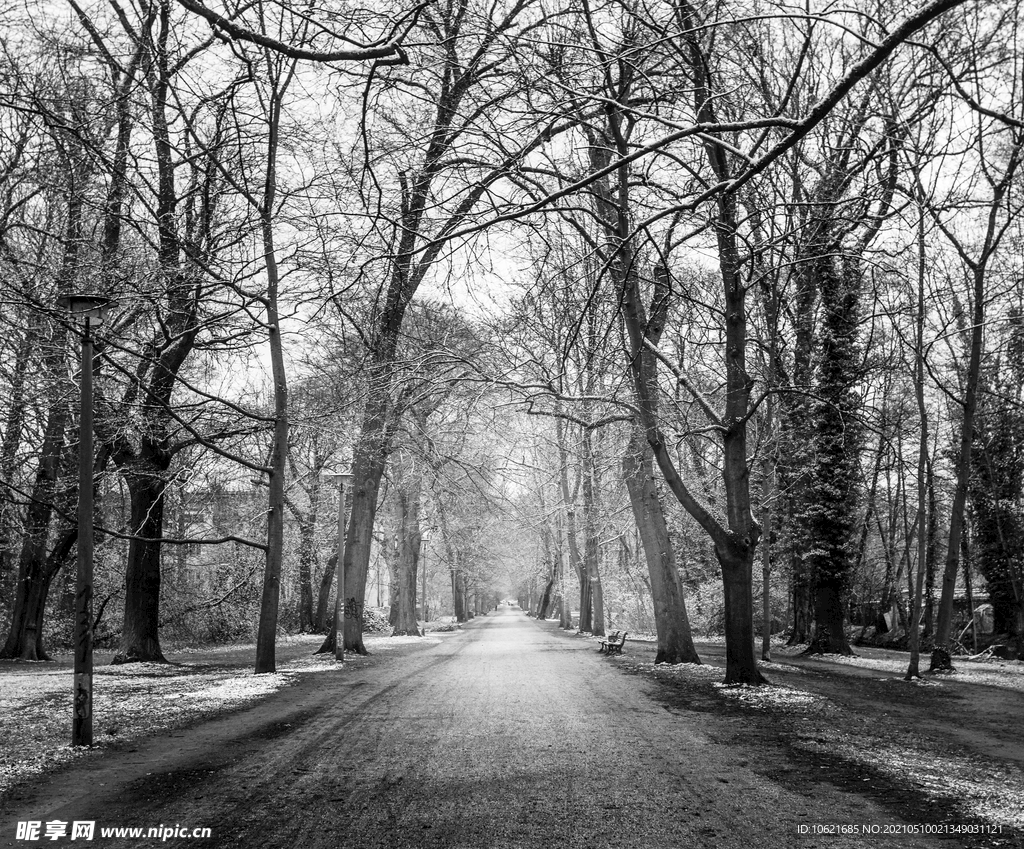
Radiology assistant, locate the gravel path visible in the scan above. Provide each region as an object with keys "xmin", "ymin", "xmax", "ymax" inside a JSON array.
[{"xmin": 1, "ymin": 608, "xmax": 964, "ymax": 848}]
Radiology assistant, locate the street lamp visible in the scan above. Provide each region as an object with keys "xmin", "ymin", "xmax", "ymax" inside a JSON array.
[
  {"xmin": 323, "ymin": 470, "xmax": 353, "ymax": 662},
  {"xmin": 419, "ymin": 529, "xmax": 431, "ymax": 628},
  {"xmin": 60, "ymin": 294, "xmax": 109, "ymax": 747}
]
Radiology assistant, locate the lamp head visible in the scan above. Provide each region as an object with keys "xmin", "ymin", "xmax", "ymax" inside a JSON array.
[
  {"xmin": 60, "ymin": 294, "xmax": 110, "ymax": 327},
  {"xmin": 323, "ymin": 470, "xmax": 354, "ymax": 486}
]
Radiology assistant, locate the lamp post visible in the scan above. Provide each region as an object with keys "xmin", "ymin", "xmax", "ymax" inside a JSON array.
[
  {"xmin": 60, "ymin": 294, "xmax": 109, "ymax": 747},
  {"xmin": 323, "ymin": 470, "xmax": 353, "ymax": 662}
]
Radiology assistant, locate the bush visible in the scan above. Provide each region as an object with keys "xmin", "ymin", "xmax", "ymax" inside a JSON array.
[
  {"xmin": 361, "ymin": 606, "xmax": 391, "ymax": 633},
  {"xmin": 426, "ymin": 618, "xmax": 461, "ymax": 633}
]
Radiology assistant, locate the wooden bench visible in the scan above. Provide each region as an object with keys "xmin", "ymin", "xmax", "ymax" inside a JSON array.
[{"xmin": 599, "ymin": 631, "xmax": 628, "ymax": 655}]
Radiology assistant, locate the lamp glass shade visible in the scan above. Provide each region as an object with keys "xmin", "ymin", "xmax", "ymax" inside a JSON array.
[
  {"xmin": 60, "ymin": 295, "xmax": 110, "ymax": 325},
  {"xmin": 323, "ymin": 470, "xmax": 354, "ymax": 486}
]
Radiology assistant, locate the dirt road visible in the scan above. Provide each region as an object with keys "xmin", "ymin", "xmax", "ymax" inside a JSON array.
[{"xmin": 0, "ymin": 609, "xmax": 998, "ymax": 848}]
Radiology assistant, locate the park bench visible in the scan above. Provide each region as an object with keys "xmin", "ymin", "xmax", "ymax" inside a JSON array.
[{"xmin": 599, "ymin": 631, "xmax": 628, "ymax": 655}]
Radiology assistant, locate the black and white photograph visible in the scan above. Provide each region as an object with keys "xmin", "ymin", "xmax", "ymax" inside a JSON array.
[{"xmin": 0, "ymin": 0, "xmax": 1022, "ymax": 846}]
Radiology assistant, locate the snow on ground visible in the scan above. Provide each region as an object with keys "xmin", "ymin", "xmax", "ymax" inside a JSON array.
[
  {"xmin": 362, "ymin": 634, "xmax": 444, "ymax": 651},
  {"xmin": 715, "ymin": 682, "xmax": 827, "ymax": 709},
  {"xmin": 0, "ymin": 628, "xmax": 468, "ymax": 799},
  {"xmin": 0, "ymin": 632, "xmax": 448, "ymax": 800},
  {"xmin": 757, "ymin": 660, "xmax": 808, "ymax": 674},
  {"xmin": 628, "ymin": 660, "xmax": 724, "ymax": 678},
  {"xmin": 0, "ymin": 662, "xmax": 296, "ymax": 798}
]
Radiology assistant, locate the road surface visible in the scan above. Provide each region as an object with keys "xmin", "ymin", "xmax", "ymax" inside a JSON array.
[{"xmin": 2, "ymin": 608, "xmax": 962, "ymax": 848}]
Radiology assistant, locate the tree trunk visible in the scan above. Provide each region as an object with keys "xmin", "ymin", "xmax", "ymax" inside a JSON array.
[
  {"xmin": 583, "ymin": 542, "xmax": 602, "ymax": 635},
  {"xmin": 289, "ymin": 461, "xmax": 322, "ymax": 634},
  {"xmin": 556, "ymin": 416, "xmax": 589, "ymax": 631},
  {"xmin": 3, "ymin": 554, "xmax": 57, "ymax": 661},
  {"xmin": 536, "ymin": 573, "xmax": 555, "ymax": 620},
  {"xmin": 877, "ymin": 505, "xmax": 897, "ymax": 635},
  {"xmin": 296, "ymin": 519, "xmax": 316, "ymax": 632},
  {"xmin": 114, "ymin": 473, "xmax": 167, "ymax": 663},
  {"xmin": 108, "ymin": 6, "xmax": 199, "ymax": 665},
  {"xmin": 253, "ymin": 56, "xmax": 295, "ymax": 675},
  {"xmin": 930, "ymin": 121, "xmax": 1022, "ymax": 667},
  {"xmin": 382, "ymin": 530, "xmax": 399, "ymax": 626},
  {"xmin": 801, "ymin": 244, "xmax": 866, "ymax": 656},
  {"xmin": 761, "ymin": 460, "xmax": 774, "ymax": 662},
  {"xmin": 923, "ymin": 459, "xmax": 937, "ymax": 639},
  {"xmin": 963, "ymin": 543, "xmax": 977, "ymax": 652},
  {"xmin": 719, "ymin": 539, "xmax": 765, "ymax": 684},
  {"xmin": 328, "ymin": 6, "xmax": 523, "ymax": 651},
  {"xmin": 460, "ymin": 570, "xmax": 471, "ymax": 620},
  {"xmin": 1, "ymin": 386, "xmax": 70, "ymax": 660},
  {"xmin": 2, "ymin": 168, "xmax": 81, "ymax": 661},
  {"xmin": 451, "ymin": 567, "xmax": 467, "ymax": 623},
  {"xmin": 556, "ymin": 523, "xmax": 573, "ymax": 629},
  {"xmin": 392, "ymin": 546, "xmax": 420, "ymax": 635},
  {"xmin": 536, "ymin": 508, "xmax": 556, "ymax": 620},
  {"xmin": 703, "ymin": 188, "xmax": 766, "ymax": 685},
  {"xmin": 391, "ymin": 448, "xmax": 422, "ymax": 637},
  {"xmin": 255, "ymin": 425, "xmax": 285, "ymax": 672},
  {"xmin": 907, "ymin": 206, "xmax": 930, "ymax": 679},
  {"xmin": 577, "ymin": 564, "xmax": 592, "ymax": 633},
  {"xmin": 388, "ymin": 571, "xmax": 400, "ymax": 627},
  {"xmin": 807, "ymin": 581, "xmax": 853, "ymax": 655},
  {"xmin": 339, "ymin": 389, "xmax": 389, "ymax": 654},
  {"xmin": 314, "ymin": 553, "xmax": 335, "ymax": 633},
  {"xmin": 0, "ymin": 333, "xmax": 32, "ymax": 590},
  {"xmin": 932, "ymin": 264, "xmax": 985, "ymax": 672},
  {"xmin": 32, "ymin": 531, "xmax": 77, "ymax": 660},
  {"xmin": 587, "ymin": 12, "xmax": 765, "ymax": 683},
  {"xmin": 780, "ymin": 253, "xmax": 817, "ymax": 647},
  {"xmin": 623, "ymin": 430, "xmax": 700, "ymax": 664},
  {"xmin": 788, "ymin": 576, "xmax": 812, "ymax": 645},
  {"xmin": 581, "ymin": 429, "xmax": 605, "ymax": 637}
]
